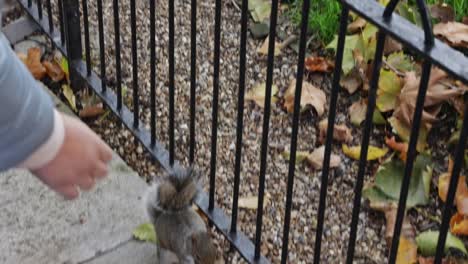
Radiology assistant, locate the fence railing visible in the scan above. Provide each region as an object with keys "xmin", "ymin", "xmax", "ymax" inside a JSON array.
[{"xmin": 10, "ymin": 0, "xmax": 468, "ymax": 263}]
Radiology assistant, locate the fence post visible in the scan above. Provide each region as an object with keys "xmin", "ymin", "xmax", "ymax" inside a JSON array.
[{"xmin": 62, "ymin": 0, "xmax": 83, "ymax": 91}]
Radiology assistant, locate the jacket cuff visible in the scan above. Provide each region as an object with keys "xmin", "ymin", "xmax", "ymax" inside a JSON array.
[{"xmin": 17, "ymin": 109, "xmax": 65, "ymax": 170}]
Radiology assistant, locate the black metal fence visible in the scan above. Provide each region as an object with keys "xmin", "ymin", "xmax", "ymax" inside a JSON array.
[{"xmin": 11, "ymin": 0, "xmax": 468, "ymax": 263}]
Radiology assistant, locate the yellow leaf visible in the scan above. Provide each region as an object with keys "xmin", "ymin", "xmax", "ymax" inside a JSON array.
[
  {"xmin": 396, "ymin": 236, "xmax": 418, "ymax": 264},
  {"xmin": 342, "ymin": 144, "xmax": 388, "ymax": 161},
  {"xmin": 62, "ymin": 84, "xmax": 77, "ymax": 111},
  {"xmin": 245, "ymin": 82, "xmax": 278, "ymax": 108},
  {"xmin": 450, "ymin": 213, "xmax": 468, "ymax": 236}
]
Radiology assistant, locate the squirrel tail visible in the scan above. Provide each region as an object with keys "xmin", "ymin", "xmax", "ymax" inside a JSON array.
[{"xmin": 145, "ymin": 166, "xmax": 201, "ymax": 220}]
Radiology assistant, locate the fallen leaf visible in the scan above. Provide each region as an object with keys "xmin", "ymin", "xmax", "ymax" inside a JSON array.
[
  {"xmin": 438, "ymin": 159, "xmax": 468, "ymax": 215},
  {"xmin": 282, "ymin": 147, "xmax": 341, "ymax": 170},
  {"xmin": 245, "ymin": 82, "xmax": 278, "ymax": 108},
  {"xmin": 393, "ymin": 68, "xmax": 463, "ymax": 129},
  {"xmin": 133, "ymin": 223, "xmax": 157, "ymax": 244},
  {"xmin": 349, "ymin": 99, "xmax": 367, "ymax": 126},
  {"xmin": 385, "ymin": 136, "xmax": 408, "ymax": 161},
  {"xmin": 340, "ymin": 68, "xmax": 363, "ymax": 94},
  {"xmin": 416, "ymin": 230, "xmax": 467, "ymax": 256},
  {"xmin": 450, "ymin": 213, "xmax": 468, "ymax": 236},
  {"xmin": 373, "ymin": 109, "xmax": 387, "ymax": 125},
  {"xmin": 342, "ymin": 144, "xmax": 388, "ymax": 161},
  {"xmin": 430, "ymin": 4, "xmax": 455, "ymax": 23},
  {"xmin": 388, "ymin": 116, "xmax": 428, "ymax": 152},
  {"xmin": 347, "ymin": 16, "xmax": 367, "ymax": 34},
  {"xmin": 307, "ymin": 145, "xmax": 341, "ymax": 170},
  {"xmin": 384, "ymin": 37, "xmax": 403, "ymax": 55},
  {"xmin": 304, "ymin": 56, "xmax": 334, "ymax": 73},
  {"xmin": 43, "ymin": 60, "xmax": 65, "ymax": 82},
  {"xmin": 417, "ymin": 256, "xmax": 463, "ymax": 264},
  {"xmin": 377, "ymin": 69, "xmax": 402, "ymax": 112},
  {"xmin": 386, "ymin": 51, "xmax": 415, "ymax": 72},
  {"xmin": 79, "ymin": 104, "xmax": 105, "ymax": 118},
  {"xmin": 434, "ymin": 22, "xmax": 468, "ymax": 48},
  {"xmin": 62, "ymin": 84, "xmax": 77, "ymax": 111},
  {"xmin": 239, "ymin": 194, "xmax": 270, "ymax": 210},
  {"xmin": 60, "ymin": 56, "xmax": 69, "ymax": 82},
  {"xmin": 257, "ymin": 37, "xmax": 282, "ymax": 56},
  {"xmin": 283, "ymin": 79, "xmax": 326, "ymax": 116},
  {"xmin": 374, "ymin": 154, "xmax": 433, "ymax": 208},
  {"xmin": 318, "ymin": 119, "xmax": 353, "ymax": 143},
  {"xmin": 248, "ymin": 0, "xmax": 271, "ymax": 23},
  {"xmin": 396, "ymin": 236, "xmax": 418, "ymax": 264},
  {"xmin": 22, "ymin": 47, "xmax": 46, "ymax": 80}
]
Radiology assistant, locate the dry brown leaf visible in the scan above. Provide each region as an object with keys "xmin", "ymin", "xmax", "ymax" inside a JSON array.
[
  {"xmin": 43, "ymin": 60, "xmax": 65, "ymax": 82},
  {"xmin": 22, "ymin": 47, "xmax": 46, "ymax": 80},
  {"xmin": 393, "ymin": 68, "xmax": 463, "ymax": 129},
  {"xmin": 430, "ymin": 4, "xmax": 455, "ymax": 23},
  {"xmin": 79, "ymin": 105, "xmax": 105, "ymax": 118},
  {"xmin": 304, "ymin": 56, "xmax": 334, "ymax": 73},
  {"xmin": 384, "ymin": 37, "xmax": 403, "ymax": 55},
  {"xmin": 370, "ymin": 202, "xmax": 415, "ymax": 246},
  {"xmin": 385, "ymin": 136, "xmax": 408, "ymax": 161},
  {"xmin": 349, "ymin": 99, "xmax": 367, "ymax": 126},
  {"xmin": 306, "ymin": 145, "xmax": 341, "ymax": 170},
  {"xmin": 245, "ymin": 82, "xmax": 279, "ymax": 108},
  {"xmin": 438, "ymin": 159, "xmax": 468, "ymax": 215},
  {"xmin": 257, "ymin": 37, "xmax": 282, "ymax": 56},
  {"xmin": 434, "ymin": 22, "xmax": 468, "ymax": 48},
  {"xmin": 417, "ymin": 257, "xmax": 459, "ymax": 264},
  {"xmin": 238, "ymin": 194, "xmax": 270, "ymax": 210},
  {"xmin": 340, "ymin": 69, "xmax": 363, "ymax": 94},
  {"xmin": 450, "ymin": 212, "xmax": 468, "ymax": 236},
  {"xmin": 347, "ymin": 17, "xmax": 367, "ymax": 34},
  {"xmin": 318, "ymin": 119, "xmax": 353, "ymax": 143},
  {"xmin": 284, "ymin": 79, "xmax": 326, "ymax": 116}
]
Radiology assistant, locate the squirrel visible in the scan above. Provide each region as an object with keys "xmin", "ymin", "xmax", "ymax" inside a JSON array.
[{"xmin": 145, "ymin": 165, "xmax": 218, "ymax": 264}]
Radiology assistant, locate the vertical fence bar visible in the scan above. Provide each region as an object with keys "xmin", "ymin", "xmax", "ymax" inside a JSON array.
[
  {"xmin": 150, "ymin": 0, "xmax": 156, "ymax": 146},
  {"xmin": 168, "ymin": 0, "xmax": 175, "ymax": 165},
  {"xmin": 230, "ymin": 0, "xmax": 248, "ymax": 234},
  {"xmin": 208, "ymin": 0, "xmax": 222, "ymax": 210},
  {"xmin": 63, "ymin": 0, "xmax": 83, "ymax": 91},
  {"xmin": 130, "ymin": 0, "xmax": 139, "ymax": 128},
  {"xmin": 96, "ymin": 0, "xmax": 106, "ymax": 91},
  {"xmin": 281, "ymin": 0, "xmax": 310, "ymax": 263},
  {"xmin": 388, "ymin": 61, "xmax": 433, "ymax": 263},
  {"xmin": 344, "ymin": 31, "xmax": 387, "ymax": 264},
  {"xmin": 113, "ymin": 0, "xmax": 122, "ymax": 110},
  {"xmin": 434, "ymin": 95, "xmax": 468, "ymax": 264},
  {"xmin": 57, "ymin": 0, "xmax": 65, "ymax": 44},
  {"xmin": 312, "ymin": 5, "xmax": 349, "ymax": 263},
  {"xmin": 415, "ymin": 0, "xmax": 434, "ymax": 46},
  {"xmin": 28, "ymin": 0, "xmax": 32, "ymax": 8},
  {"xmin": 254, "ymin": 0, "xmax": 279, "ymax": 259},
  {"xmin": 37, "ymin": 0, "xmax": 43, "ymax": 19},
  {"xmin": 45, "ymin": 0, "xmax": 53, "ymax": 32},
  {"xmin": 189, "ymin": 0, "xmax": 197, "ymax": 163},
  {"xmin": 82, "ymin": 0, "xmax": 91, "ymax": 75}
]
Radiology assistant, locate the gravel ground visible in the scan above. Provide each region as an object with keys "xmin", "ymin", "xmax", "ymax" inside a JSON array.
[{"xmin": 7, "ymin": 0, "xmax": 467, "ymax": 263}]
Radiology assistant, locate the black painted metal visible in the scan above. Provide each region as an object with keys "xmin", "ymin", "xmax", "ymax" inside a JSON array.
[
  {"xmin": 96, "ymin": 0, "xmax": 105, "ymax": 91},
  {"xmin": 435, "ymin": 94, "xmax": 468, "ymax": 263},
  {"xmin": 281, "ymin": 0, "xmax": 310, "ymax": 262},
  {"xmin": 254, "ymin": 0, "xmax": 279, "ymax": 259},
  {"xmin": 81, "ymin": 0, "xmax": 91, "ymax": 76},
  {"xmin": 130, "ymin": 0, "xmax": 138, "ymax": 128},
  {"xmin": 12, "ymin": 0, "xmax": 468, "ymax": 263}
]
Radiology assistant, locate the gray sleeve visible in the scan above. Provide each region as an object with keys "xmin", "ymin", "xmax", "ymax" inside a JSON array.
[{"xmin": 0, "ymin": 33, "xmax": 55, "ymax": 171}]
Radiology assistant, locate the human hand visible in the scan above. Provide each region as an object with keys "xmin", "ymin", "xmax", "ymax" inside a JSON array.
[{"xmin": 33, "ymin": 113, "xmax": 113, "ymax": 199}]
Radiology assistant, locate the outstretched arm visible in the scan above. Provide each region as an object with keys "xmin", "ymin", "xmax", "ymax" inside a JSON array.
[{"xmin": 0, "ymin": 33, "xmax": 112, "ymax": 199}]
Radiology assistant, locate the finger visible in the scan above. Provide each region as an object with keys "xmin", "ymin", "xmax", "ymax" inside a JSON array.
[
  {"xmin": 93, "ymin": 162, "xmax": 109, "ymax": 179},
  {"xmin": 98, "ymin": 140, "xmax": 113, "ymax": 163},
  {"xmin": 58, "ymin": 185, "xmax": 79, "ymax": 200},
  {"xmin": 77, "ymin": 176, "xmax": 95, "ymax": 191}
]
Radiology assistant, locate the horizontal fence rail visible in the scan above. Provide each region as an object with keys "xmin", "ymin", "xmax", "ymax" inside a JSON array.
[{"xmin": 8, "ymin": 0, "xmax": 468, "ymax": 263}]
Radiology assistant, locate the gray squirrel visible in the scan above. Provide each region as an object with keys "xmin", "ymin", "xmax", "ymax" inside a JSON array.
[{"xmin": 145, "ymin": 166, "xmax": 218, "ymax": 264}]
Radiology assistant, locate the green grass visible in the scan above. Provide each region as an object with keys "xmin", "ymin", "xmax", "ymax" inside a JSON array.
[
  {"xmin": 288, "ymin": 0, "xmax": 341, "ymax": 45},
  {"xmin": 288, "ymin": 0, "xmax": 467, "ymax": 46}
]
